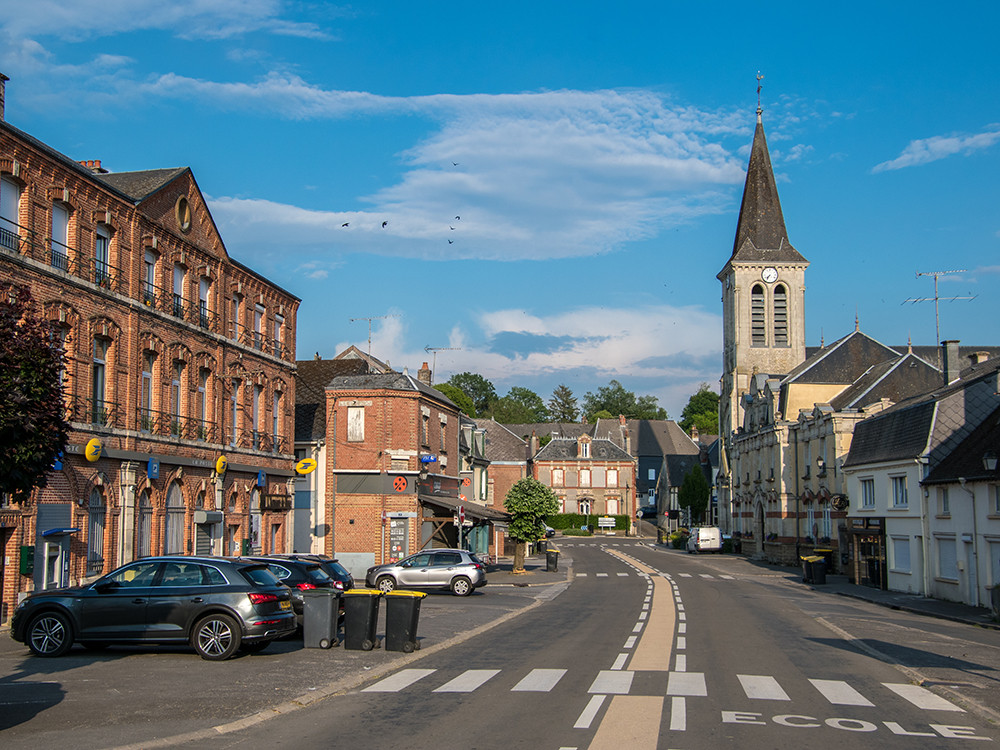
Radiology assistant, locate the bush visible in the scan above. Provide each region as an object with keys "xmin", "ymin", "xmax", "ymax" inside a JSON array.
[
  {"xmin": 668, "ymin": 529, "xmax": 690, "ymax": 549},
  {"xmin": 547, "ymin": 513, "xmax": 629, "ymax": 531},
  {"xmin": 561, "ymin": 528, "xmax": 593, "ymax": 537}
]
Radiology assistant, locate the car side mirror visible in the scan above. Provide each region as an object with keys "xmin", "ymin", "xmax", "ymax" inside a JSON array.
[{"xmin": 94, "ymin": 580, "xmax": 119, "ymax": 593}]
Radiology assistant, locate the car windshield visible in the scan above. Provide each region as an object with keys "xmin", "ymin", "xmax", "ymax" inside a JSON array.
[{"xmin": 239, "ymin": 565, "xmax": 283, "ymax": 587}]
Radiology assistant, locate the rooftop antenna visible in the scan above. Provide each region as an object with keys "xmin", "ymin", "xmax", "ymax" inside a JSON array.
[
  {"xmin": 903, "ymin": 270, "xmax": 976, "ymax": 344},
  {"xmin": 349, "ymin": 314, "xmax": 399, "ymax": 359},
  {"xmin": 423, "ymin": 345, "xmax": 461, "ymax": 384}
]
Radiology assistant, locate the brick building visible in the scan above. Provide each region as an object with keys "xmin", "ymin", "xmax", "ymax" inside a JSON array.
[
  {"xmin": 323, "ymin": 370, "xmax": 507, "ymax": 577},
  {"xmin": 0, "ymin": 77, "xmax": 299, "ymax": 621}
]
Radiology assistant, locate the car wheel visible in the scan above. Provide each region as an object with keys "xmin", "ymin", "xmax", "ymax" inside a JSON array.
[
  {"xmin": 239, "ymin": 640, "xmax": 271, "ymax": 655},
  {"xmin": 27, "ymin": 611, "xmax": 73, "ymax": 657},
  {"xmin": 192, "ymin": 613, "xmax": 242, "ymax": 661},
  {"xmin": 376, "ymin": 576, "xmax": 396, "ymax": 593},
  {"xmin": 450, "ymin": 576, "xmax": 473, "ymax": 596}
]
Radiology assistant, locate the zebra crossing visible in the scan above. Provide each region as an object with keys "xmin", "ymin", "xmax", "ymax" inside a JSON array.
[
  {"xmin": 359, "ymin": 666, "xmax": 965, "ymax": 713},
  {"xmin": 575, "ymin": 571, "xmax": 734, "ymax": 580}
]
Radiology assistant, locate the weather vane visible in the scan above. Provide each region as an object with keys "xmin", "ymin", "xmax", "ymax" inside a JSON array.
[{"xmin": 756, "ymin": 71, "xmax": 764, "ymax": 112}]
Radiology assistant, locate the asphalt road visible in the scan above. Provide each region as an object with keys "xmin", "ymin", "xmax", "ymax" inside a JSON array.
[{"xmin": 3, "ymin": 538, "xmax": 1000, "ymax": 749}]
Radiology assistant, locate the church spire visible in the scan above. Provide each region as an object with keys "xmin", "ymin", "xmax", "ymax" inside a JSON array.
[{"xmin": 729, "ymin": 88, "xmax": 806, "ymax": 265}]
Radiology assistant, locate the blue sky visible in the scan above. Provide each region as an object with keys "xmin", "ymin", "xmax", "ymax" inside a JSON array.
[{"xmin": 2, "ymin": 1, "xmax": 998, "ymax": 419}]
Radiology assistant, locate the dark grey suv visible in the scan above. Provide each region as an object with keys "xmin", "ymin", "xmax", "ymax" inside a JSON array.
[{"xmin": 10, "ymin": 556, "xmax": 296, "ymax": 660}]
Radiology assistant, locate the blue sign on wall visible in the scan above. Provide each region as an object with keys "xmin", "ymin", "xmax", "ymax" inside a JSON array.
[
  {"xmin": 419, "ymin": 455, "xmax": 438, "ymax": 463},
  {"xmin": 147, "ymin": 458, "xmax": 160, "ymax": 479},
  {"xmin": 257, "ymin": 471, "xmax": 266, "ymax": 487}
]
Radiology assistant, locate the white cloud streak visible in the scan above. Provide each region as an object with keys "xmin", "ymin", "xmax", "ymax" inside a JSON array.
[{"xmin": 872, "ymin": 127, "xmax": 1000, "ymax": 172}]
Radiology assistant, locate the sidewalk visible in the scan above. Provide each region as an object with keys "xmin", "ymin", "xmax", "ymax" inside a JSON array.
[{"xmin": 486, "ymin": 549, "xmax": 570, "ymax": 586}]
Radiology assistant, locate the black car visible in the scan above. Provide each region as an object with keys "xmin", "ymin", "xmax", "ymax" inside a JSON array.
[
  {"xmin": 243, "ymin": 557, "xmax": 337, "ymax": 623},
  {"xmin": 10, "ymin": 556, "xmax": 296, "ymax": 660},
  {"xmin": 263, "ymin": 554, "xmax": 355, "ymax": 592},
  {"xmin": 636, "ymin": 506, "xmax": 659, "ymax": 520}
]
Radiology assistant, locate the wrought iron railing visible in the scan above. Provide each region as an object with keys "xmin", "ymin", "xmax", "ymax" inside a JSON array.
[
  {"xmin": 232, "ymin": 429, "xmax": 288, "ymax": 454},
  {"xmin": 137, "ymin": 407, "xmax": 218, "ymax": 442},
  {"xmin": 67, "ymin": 395, "xmax": 124, "ymax": 429}
]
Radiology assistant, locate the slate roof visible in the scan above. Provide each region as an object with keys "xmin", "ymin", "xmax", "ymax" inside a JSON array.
[
  {"xmin": 503, "ymin": 423, "xmax": 593, "ymax": 442},
  {"xmin": 534, "ymin": 437, "xmax": 634, "ymax": 463},
  {"xmin": 592, "ymin": 418, "xmax": 699, "ymax": 458},
  {"xmin": 324, "ymin": 371, "xmax": 458, "ymax": 409},
  {"xmin": 781, "ymin": 330, "xmax": 901, "ymax": 386},
  {"xmin": 728, "ymin": 114, "xmax": 807, "ymax": 265},
  {"xmin": 664, "ymin": 453, "xmax": 711, "ymax": 489},
  {"xmin": 829, "ymin": 352, "xmax": 942, "ymax": 411},
  {"xmin": 842, "ymin": 401, "xmax": 936, "ymax": 467},
  {"xmin": 294, "ymin": 358, "xmax": 369, "ymax": 442},
  {"xmin": 96, "ymin": 168, "xmax": 189, "ymax": 202},
  {"xmin": 473, "ymin": 419, "xmax": 528, "ymax": 463},
  {"xmin": 923, "ymin": 405, "xmax": 1000, "ymax": 484}
]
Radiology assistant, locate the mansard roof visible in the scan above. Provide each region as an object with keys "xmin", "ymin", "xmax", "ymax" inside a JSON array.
[
  {"xmin": 923, "ymin": 404, "xmax": 1000, "ymax": 484},
  {"xmin": 728, "ymin": 113, "xmax": 807, "ymax": 265},
  {"xmin": 842, "ymin": 400, "xmax": 936, "ymax": 467},
  {"xmin": 534, "ymin": 437, "xmax": 633, "ymax": 463},
  {"xmin": 96, "ymin": 167, "xmax": 189, "ymax": 202}
]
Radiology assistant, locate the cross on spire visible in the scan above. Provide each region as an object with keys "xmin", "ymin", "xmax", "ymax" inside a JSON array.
[{"xmin": 756, "ymin": 71, "xmax": 764, "ymax": 114}]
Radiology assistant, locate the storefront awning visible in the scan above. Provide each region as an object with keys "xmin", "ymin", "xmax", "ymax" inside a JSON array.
[{"xmin": 418, "ymin": 495, "xmax": 510, "ymax": 523}]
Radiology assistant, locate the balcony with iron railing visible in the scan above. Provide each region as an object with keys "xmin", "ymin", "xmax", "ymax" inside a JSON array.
[
  {"xmin": 138, "ymin": 407, "xmax": 219, "ymax": 443},
  {"xmin": 232, "ymin": 428, "xmax": 288, "ymax": 454},
  {"xmin": 67, "ymin": 395, "xmax": 125, "ymax": 429}
]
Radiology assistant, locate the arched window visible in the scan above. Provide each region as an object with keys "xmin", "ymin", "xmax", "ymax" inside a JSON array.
[
  {"xmin": 773, "ymin": 284, "xmax": 788, "ymax": 346},
  {"xmin": 87, "ymin": 488, "xmax": 106, "ymax": 575},
  {"xmin": 137, "ymin": 490, "xmax": 153, "ymax": 558},
  {"xmin": 164, "ymin": 482, "xmax": 185, "ymax": 554},
  {"xmin": 751, "ymin": 284, "xmax": 766, "ymax": 346}
]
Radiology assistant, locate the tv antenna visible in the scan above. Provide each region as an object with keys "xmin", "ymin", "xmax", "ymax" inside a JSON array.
[
  {"xmin": 424, "ymin": 345, "xmax": 461, "ymax": 384},
  {"xmin": 349, "ymin": 314, "xmax": 399, "ymax": 358},
  {"xmin": 902, "ymin": 270, "xmax": 976, "ymax": 344}
]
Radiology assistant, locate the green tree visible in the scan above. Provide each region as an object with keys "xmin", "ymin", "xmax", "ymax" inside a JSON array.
[
  {"xmin": 487, "ymin": 386, "xmax": 549, "ymax": 423},
  {"xmin": 679, "ymin": 383, "xmax": 719, "ymax": 436},
  {"xmin": 434, "ymin": 383, "xmax": 476, "ymax": 417},
  {"xmin": 677, "ymin": 464, "xmax": 710, "ymax": 525},
  {"xmin": 446, "ymin": 372, "xmax": 497, "ymax": 416},
  {"xmin": 504, "ymin": 477, "xmax": 560, "ymax": 573},
  {"xmin": 548, "ymin": 384, "xmax": 579, "ymax": 422},
  {"xmin": 582, "ymin": 380, "xmax": 668, "ymax": 422},
  {"xmin": 0, "ymin": 284, "xmax": 69, "ymax": 502}
]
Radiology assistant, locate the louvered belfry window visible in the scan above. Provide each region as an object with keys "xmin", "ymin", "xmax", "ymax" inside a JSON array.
[
  {"xmin": 751, "ymin": 284, "xmax": 766, "ymax": 346},
  {"xmin": 773, "ymin": 284, "xmax": 788, "ymax": 346}
]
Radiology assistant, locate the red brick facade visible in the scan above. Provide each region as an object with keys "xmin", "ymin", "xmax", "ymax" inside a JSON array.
[{"xmin": 0, "ymin": 115, "xmax": 299, "ymax": 621}]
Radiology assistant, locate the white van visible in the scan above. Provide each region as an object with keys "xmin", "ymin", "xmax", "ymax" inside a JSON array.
[{"xmin": 686, "ymin": 526, "xmax": 722, "ymax": 554}]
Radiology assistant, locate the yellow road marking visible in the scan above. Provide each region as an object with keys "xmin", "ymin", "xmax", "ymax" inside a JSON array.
[{"xmin": 587, "ymin": 696, "xmax": 664, "ymax": 749}]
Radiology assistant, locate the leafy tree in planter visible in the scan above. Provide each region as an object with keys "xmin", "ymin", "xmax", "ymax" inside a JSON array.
[
  {"xmin": 504, "ymin": 477, "xmax": 559, "ymax": 573},
  {"xmin": 677, "ymin": 464, "xmax": 710, "ymax": 526},
  {"xmin": 0, "ymin": 284, "xmax": 69, "ymax": 502}
]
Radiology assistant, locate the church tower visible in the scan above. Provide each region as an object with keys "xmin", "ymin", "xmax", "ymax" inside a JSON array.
[{"xmin": 718, "ymin": 105, "xmax": 808, "ymax": 440}]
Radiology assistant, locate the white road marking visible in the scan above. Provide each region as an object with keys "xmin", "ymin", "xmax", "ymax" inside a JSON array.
[
  {"xmin": 678, "ymin": 623, "xmax": 686, "ymax": 634},
  {"xmin": 611, "ymin": 653, "xmax": 629, "ymax": 670},
  {"xmin": 669, "ymin": 696, "xmax": 687, "ymax": 731},
  {"xmin": 679, "ymin": 573, "xmax": 693, "ymax": 578},
  {"xmin": 674, "ymin": 654, "xmax": 686, "ymax": 672},
  {"xmin": 667, "ymin": 671, "xmax": 707, "ymax": 696},
  {"xmin": 720, "ymin": 575, "xmax": 734, "ymax": 579},
  {"xmin": 596, "ymin": 573, "xmax": 609, "ymax": 578},
  {"xmin": 362, "ymin": 668, "xmax": 436, "ymax": 692},
  {"xmin": 810, "ymin": 679, "xmax": 873, "ymax": 706},
  {"xmin": 676, "ymin": 636, "xmax": 686, "ymax": 650},
  {"xmin": 432, "ymin": 669, "xmax": 501, "ymax": 693},
  {"xmin": 575, "ymin": 695, "xmax": 607, "ymax": 729},
  {"xmin": 632, "ymin": 622, "xmax": 644, "ymax": 633},
  {"xmin": 884, "ymin": 683, "xmax": 964, "ymax": 711},
  {"xmin": 617, "ymin": 572, "xmax": 629, "ymax": 577},
  {"xmin": 576, "ymin": 573, "xmax": 588, "ymax": 577},
  {"xmin": 624, "ymin": 635, "xmax": 637, "ymax": 649},
  {"xmin": 699, "ymin": 574, "xmax": 713, "ymax": 578},
  {"xmin": 589, "ymin": 670, "xmax": 635, "ymax": 694},
  {"xmin": 639, "ymin": 611, "xmax": 648, "ymax": 620},
  {"xmin": 738, "ymin": 674, "xmax": 790, "ymax": 701},
  {"xmin": 511, "ymin": 668, "xmax": 567, "ymax": 692}
]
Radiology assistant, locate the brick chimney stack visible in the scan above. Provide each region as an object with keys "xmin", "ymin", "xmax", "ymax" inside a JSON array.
[
  {"xmin": 0, "ymin": 73, "xmax": 8, "ymax": 122},
  {"xmin": 417, "ymin": 361, "xmax": 432, "ymax": 385},
  {"xmin": 942, "ymin": 340, "xmax": 961, "ymax": 385}
]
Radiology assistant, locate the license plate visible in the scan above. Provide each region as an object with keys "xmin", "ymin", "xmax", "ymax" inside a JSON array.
[{"xmin": 279, "ymin": 600, "xmax": 291, "ymax": 610}]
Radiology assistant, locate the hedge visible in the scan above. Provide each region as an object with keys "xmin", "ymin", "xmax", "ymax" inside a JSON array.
[{"xmin": 547, "ymin": 513, "xmax": 630, "ymax": 531}]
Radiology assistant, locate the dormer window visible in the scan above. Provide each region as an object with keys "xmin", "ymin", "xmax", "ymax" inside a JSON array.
[{"xmin": 578, "ymin": 436, "xmax": 591, "ymax": 458}]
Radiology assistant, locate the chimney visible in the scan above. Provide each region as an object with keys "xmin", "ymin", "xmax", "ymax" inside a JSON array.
[
  {"xmin": 417, "ymin": 361, "xmax": 432, "ymax": 385},
  {"xmin": 0, "ymin": 72, "xmax": 8, "ymax": 121},
  {"xmin": 624, "ymin": 428, "xmax": 631, "ymax": 456},
  {"xmin": 529, "ymin": 431, "xmax": 539, "ymax": 459},
  {"xmin": 78, "ymin": 159, "xmax": 108, "ymax": 174},
  {"xmin": 942, "ymin": 340, "xmax": 961, "ymax": 385},
  {"xmin": 618, "ymin": 414, "xmax": 626, "ymax": 426},
  {"xmin": 971, "ymin": 351, "xmax": 991, "ymax": 365},
  {"xmin": 690, "ymin": 424, "xmax": 700, "ymax": 442}
]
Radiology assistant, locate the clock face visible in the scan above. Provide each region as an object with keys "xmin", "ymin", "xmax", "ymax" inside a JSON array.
[{"xmin": 761, "ymin": 267, "xmax": 778, "ymax": 283}]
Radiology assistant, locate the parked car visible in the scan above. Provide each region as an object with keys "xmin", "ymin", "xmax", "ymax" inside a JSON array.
[
  {"xmin": 10, "ymin": 556, "xmax": 296, "ymax": 660},
  {"xmin": 264, "ymin": 554, "xmax": 354, "ymax": 592},
  {"xmin": 687, "ymin": 526, "xmax": 723, "ymax": 554},
  {"xmin": 366, "ymin": 549, "xmax": 487, "ymax": 596},
  {"xmin": 636, "ymin": 506, "xmax": 658, "ymax": 520},
  {"xmin": 544, "ymin": 525, "xmax": 556, "ymax": 538},
  {"xmin": 243, "ymin": 557, "xmax": 337, "ymax": 623}
]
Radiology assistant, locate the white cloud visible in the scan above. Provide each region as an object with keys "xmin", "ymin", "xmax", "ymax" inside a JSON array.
[
  {"xmin": 1, "ymin": 0, "xmax": 330, "ymax": 42},
  {"xmin": 872, "ymin": 127, "xmax": 1000, "ymax": 172}
]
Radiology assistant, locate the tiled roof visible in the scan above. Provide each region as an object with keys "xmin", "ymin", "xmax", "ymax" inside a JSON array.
[
  {"xmin": 923, "ymin": 405, "xmax": 1000, "ymax": 484},
  {"xmin": 96, "ymin": 168, "xmax": 188, "ymax": 202},
  {"xmin": 473, "ymin": 419, "xmax": 528, "ymax": 463},
  {"xmin": 294, "ymin": 358, "xmax": 370, "ymax": 441}
]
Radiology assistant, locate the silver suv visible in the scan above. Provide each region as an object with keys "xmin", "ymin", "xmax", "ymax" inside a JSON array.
[{"xmin": 366, "ymin": 549, "xmax": 487, "ymax": 597}]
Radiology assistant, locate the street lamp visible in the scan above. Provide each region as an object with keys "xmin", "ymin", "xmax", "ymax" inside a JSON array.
[{"xmin": 984, "ymin": 451, "xmax": 998, "ymax": 472}]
